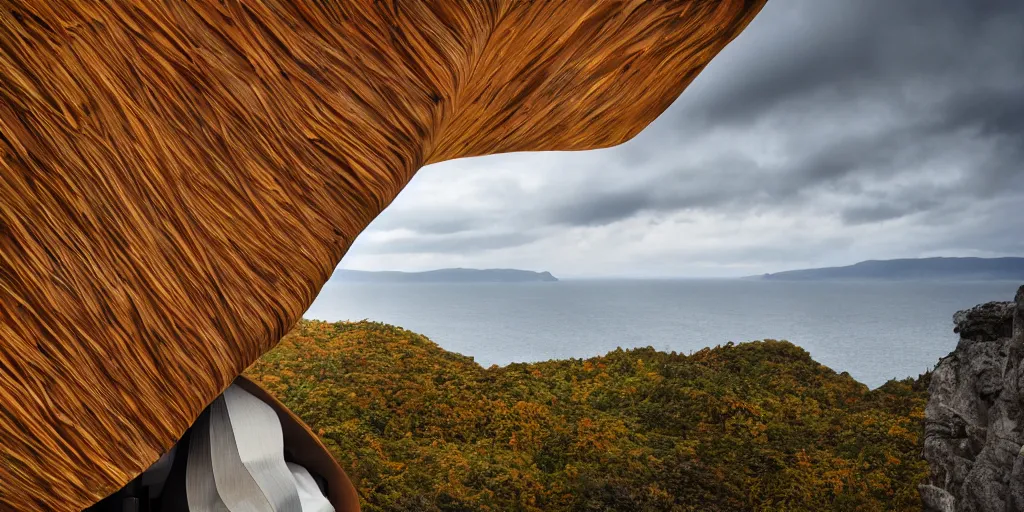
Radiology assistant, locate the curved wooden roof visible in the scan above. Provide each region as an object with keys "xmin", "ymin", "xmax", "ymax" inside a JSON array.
[{"xmin": 0, "ymin": 0, "xmax": 765, "ymax": 509}]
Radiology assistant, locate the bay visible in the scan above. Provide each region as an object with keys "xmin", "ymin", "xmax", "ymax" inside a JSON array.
[{"xmin": 304, "ymin": 278, "xmax": 1021, "ymax": 388}]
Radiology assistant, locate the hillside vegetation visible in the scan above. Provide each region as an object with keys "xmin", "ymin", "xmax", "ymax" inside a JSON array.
[{"xmin": 245, "ymin": 320, "xmax": 927, "ymax": 511}]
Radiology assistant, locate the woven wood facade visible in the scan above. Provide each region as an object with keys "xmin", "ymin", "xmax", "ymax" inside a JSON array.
[{"xmin": 0, "ymin": 1, "xmax": 765, "ymax": 509}]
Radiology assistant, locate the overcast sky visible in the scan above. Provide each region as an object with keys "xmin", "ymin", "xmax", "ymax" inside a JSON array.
[{"xmin": 341, "ymin": 0, "xmax": 1024, "ymax": 278}]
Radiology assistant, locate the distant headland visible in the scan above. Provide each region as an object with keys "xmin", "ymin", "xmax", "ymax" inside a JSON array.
[
  {"xmin": 331, "ymin": 268, "xmax": 559, "ymax": 283},
  {"xmin": 748, "ymin": 257, "xmax": 1024, "ymax": 281}
]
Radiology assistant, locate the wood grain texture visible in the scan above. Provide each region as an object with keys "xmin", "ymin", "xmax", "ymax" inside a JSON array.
[{"xmin": 0, "ymin": 1, "xmax": 765, "ymax": 510}]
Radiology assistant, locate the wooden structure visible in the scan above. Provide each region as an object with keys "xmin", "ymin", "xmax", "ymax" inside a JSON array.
[{"xmin": 0, "ymin": 1, "xmax": 766, "ymax": 509}]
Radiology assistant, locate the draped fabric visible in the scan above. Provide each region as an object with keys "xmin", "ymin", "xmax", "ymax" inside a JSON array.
[
  {"xmin": 186, "ymin": 384, "xmax": 331, "ymax": 512},
  {"xmin": 0, "ymin": 1, "xmax": 766, "ymax": 509}
]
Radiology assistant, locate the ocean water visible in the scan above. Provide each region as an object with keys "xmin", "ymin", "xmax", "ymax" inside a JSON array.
[{"xmin": 303, "ymin": 279, "xmax": 1022, "ymax": 388}]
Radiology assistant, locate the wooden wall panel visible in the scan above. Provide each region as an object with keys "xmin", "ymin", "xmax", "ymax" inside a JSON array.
[{"xmin": 0, "ymin": 1, "xmax": 765, "ymax": 509}]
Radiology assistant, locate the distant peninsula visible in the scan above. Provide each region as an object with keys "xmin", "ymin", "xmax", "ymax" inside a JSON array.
[
  {"xmin": 749, "ymin": 257, "xmax": 1024, "ymax": 281},
  {"xmin": 331, "ymin": 268, "xmax": 559, "ymax": 283}
]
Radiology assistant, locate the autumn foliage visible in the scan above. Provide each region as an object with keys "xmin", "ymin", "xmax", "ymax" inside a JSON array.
[{"xmin": 245, "ymin": 320, "xmax": 928, "ymax": 511}]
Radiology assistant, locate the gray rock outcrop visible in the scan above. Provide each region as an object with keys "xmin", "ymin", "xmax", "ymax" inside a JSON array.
[{"xmin": 922, "ymin": 285, "xmax": 1024, "ymax": 511}]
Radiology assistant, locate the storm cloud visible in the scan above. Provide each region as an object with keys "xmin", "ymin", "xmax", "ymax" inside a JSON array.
[{"xmin": 341, "ymin": 0, "xmax": 1024, "ymax": 278}]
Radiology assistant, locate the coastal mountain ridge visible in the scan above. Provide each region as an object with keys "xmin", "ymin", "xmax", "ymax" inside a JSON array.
[
  {"xmin": 331, "ymin": 268, "xmax": 558, "ymax": 283},
  {"xmin": 749, "ymin": 257, "xmax": 1024, "ymax": 281}
]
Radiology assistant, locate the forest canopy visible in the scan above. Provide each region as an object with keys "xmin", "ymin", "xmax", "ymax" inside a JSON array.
[{"xmin": 245, "ymin": 320, "xmax": 927, "ymax": 512}]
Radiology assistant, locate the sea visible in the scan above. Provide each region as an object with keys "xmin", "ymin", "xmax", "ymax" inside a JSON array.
[{"xmin": 303, "ymin": 279, "xmax": 1022, "ymax": 388}]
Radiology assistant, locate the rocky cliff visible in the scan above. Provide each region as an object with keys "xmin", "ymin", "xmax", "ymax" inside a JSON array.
[{"xmin": 922, "ymin": 285, "xmax": 1024, "ymax": 511}]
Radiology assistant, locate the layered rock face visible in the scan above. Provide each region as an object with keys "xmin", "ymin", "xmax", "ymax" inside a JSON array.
[{"xmin": 922, "ymin": 285, "xmax": 1024, "ymax": 511}]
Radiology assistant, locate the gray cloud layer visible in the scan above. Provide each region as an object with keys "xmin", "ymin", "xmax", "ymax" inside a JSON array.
[{"xmin": 342, "ymin": 0, "xmax": 1024, "ymax": 278}]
